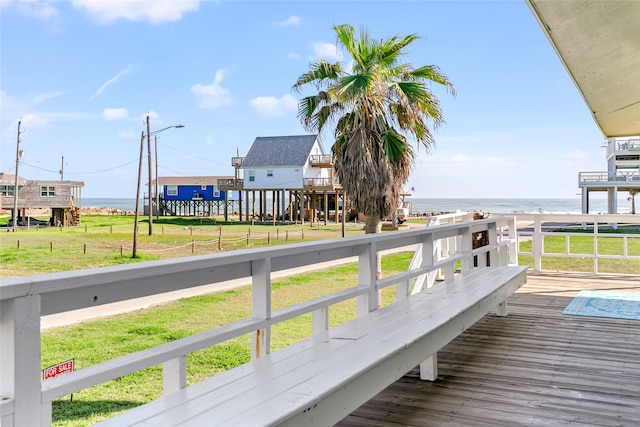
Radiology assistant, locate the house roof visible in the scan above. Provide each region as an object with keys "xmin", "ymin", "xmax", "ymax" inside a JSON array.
[
  {"xmin": 0, "ymin": 173, "xmax": 27, "ymax": 186},
  {"xmin": 241, "ymin": 135, "xmax": 320, "ymax": 168},
  {"xmin": 526, "ymin": 0, "xmax": 640, "ymax": 138},
  {"xmin": 152, "ymin": 176, "xmax": 234, "ymax": 186}
]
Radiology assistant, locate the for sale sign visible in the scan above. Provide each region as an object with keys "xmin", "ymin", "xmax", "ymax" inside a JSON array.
[{"xmin": 43, "ymin": 359, "xmax": 74, "ymax": 380}]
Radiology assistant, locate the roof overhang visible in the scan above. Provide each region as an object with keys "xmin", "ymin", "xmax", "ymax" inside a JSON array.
[{"xmin": 526, "ymin": 0, "xmax": 640, "ymax": 138}]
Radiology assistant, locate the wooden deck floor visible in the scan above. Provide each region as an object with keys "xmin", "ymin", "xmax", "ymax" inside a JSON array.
[{"xmin": 337, "ymin": 271, "xmax": 640, "ymax": 426}]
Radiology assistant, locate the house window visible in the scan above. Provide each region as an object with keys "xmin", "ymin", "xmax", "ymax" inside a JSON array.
[
  {"xmin": 213, "ymin": 185, "xmax": 220, "ymax": 197},
  {"xmin": 249, "ymin": 171, "xmax": 255, "ymax": 182},
  {"xmin": 267, "ymin": 170, "xmax": 273, "ymax": 177},
  {"xmin": 167, "ymin": 185, "xmax": 178, "ymax": 196},
  {"xmin": 201, "ymin": 185, "xmax": 207, "ymax": 190},
  {"xmin": 41, "ymin": 186, "xmax": 55, "ymax": 197},
  {"xmin": 0, "ymin": 185, "xmax": 14, "ymax": 196}
]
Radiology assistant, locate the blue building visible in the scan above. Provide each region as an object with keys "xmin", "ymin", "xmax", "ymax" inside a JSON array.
[{"xmin": 151, "ymin": 176, "xmax": 240, "ymax": 217}]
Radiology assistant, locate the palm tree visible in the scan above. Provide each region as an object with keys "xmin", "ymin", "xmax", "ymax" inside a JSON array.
[
  {"xmin": 629, "ymin": 190, "xmax": 639, "ymax": 214},
  {"xmin": 293, "ymin": 24, "xmax": 454, "ymax": 234}
]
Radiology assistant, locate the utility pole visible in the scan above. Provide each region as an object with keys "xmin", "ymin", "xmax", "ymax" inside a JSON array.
[
  {"xmin": 133, "ymin": 131, "xmax": 145, "ymax": 258},
  {"xmin": 146, "ymin": 114, "xmax": 153, "ymax": 235},
  {"xmin": 60, "ymin": 154, "xmax": 64, "ymax": 180},
  {"xmin": 12, "ymin": 120, "xmax": 24, "ymax": 232},
  {"xmin": 155, "ymin": 135, "xmax": 160, "ymax": 220}
]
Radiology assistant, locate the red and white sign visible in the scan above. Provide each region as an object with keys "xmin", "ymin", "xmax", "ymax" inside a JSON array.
[{"xmin": 43, "ymin": 359, "xmax": 74, "ymax": 380}]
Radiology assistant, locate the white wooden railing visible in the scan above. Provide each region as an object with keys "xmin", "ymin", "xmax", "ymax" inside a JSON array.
[
  {"xmin": 0, "ymin": 217, "xmax": 517, "ymax": 427},
  {"xmin": 517, "ymin": 213, "xmax": 640, "ymax": 273}
]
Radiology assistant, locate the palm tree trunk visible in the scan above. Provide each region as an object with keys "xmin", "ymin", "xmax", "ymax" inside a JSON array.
[{"xmin": 364, "ymin": 215, "xmax": 382, "ymax": 234}]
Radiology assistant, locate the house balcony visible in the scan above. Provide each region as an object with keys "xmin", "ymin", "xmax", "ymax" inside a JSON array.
[
  {"xmin": 217, "ymin": 178, "xmax": 244, "ymax": 190},
  {"xmin": 309, "ymin": 154, "xmax": 334, "ymax": 168},
  {"xmin": 578, "ymin": 171, "xmax": 640, "ymax": 190},
  {"xmin": 606, "ymin": 138, "xmax": 640, "ymax": 158},
  {"xmin": 231, "ymin": 157, "xmax": 244, "ymax": 167},
  {"xmin": 303, "ymin": 177, "xmax": 341, "ymax": 190}
]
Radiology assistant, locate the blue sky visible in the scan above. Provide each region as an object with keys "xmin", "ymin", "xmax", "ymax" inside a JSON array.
[{"xmin": 1, "ymin": 0, "xmax": 608, "ymax": 199}]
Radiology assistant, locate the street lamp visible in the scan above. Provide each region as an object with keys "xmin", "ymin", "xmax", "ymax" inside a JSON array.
[
  {"xmin": 132, "ymin": 118, "xmax": 184, "ymax": 257},
  {"xmin": 145, "ymin": 115, "xmax": 184, "ymax": 236}
]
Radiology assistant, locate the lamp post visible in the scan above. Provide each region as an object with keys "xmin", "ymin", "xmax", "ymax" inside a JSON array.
[
  {"xmin": 141, "ymin": 116, "xmax": 185, "ymax": 238},
  {"xmin": 132, "ymin": 120, "xmax": 184, "ymax": 257}
]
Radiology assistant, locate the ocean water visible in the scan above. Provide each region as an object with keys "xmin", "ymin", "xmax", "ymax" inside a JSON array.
[{"xmin": 82, "ymin": 197, "xmax": 634, "ymax": 215}]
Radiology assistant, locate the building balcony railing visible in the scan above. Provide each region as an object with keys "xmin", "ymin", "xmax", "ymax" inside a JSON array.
[
  {"xmin": 579, "ymin": 171, "xmax": 640, "ymax": 184},
  {"xmin": 309, "ymin": 155, "xmax": 334, "ymax": 167},
  {"xmin": 303, "ymin": 177, "xmax": 341, "ymax": 190},
  {"xmin": 217, "ymin": 178, "xmax": 244, "ymax": 189},
  {"xmin": 606, "ymin": 138, "xmax": 640, "ymax": 158},
  {"xmin": 231, "ymin": 157, "xmax": 244, "ymax": 167}
]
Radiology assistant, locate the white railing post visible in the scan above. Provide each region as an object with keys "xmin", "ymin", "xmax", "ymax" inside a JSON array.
[
  {"xmin": 593, "ymin": 221, "xmax": 599, "ymax": 273},
  {"xmin": 311, "ymin": 308, "xmax": 329, "ymax": 335},
  {"xmin": 533, "ymin": 214, "xmax": 543, "ymax": 271},
  {"xmin": 507, "ymin": 217, "xmax": 518, "ymax": 266},
  {"xmin": 163, "ymin": 356, "xmax": 186, "ymax": 395},
  {"xmin": 356, "ymin": 242, "xmax": 377, "ymax": 316},
  {"xmin": 488, "ymin": 222, "xmax": 498, "ymax": 267},
  {"xmin": 251, "ymin": 258, "xmax": 272, "ymax": 359},
  {"xmin": 460, "ymin": 225, "xmax": 473, "ymax": 272},
  {"xmin": 0, "ymin": 295, "xmax": 47, "ymax": 427}
]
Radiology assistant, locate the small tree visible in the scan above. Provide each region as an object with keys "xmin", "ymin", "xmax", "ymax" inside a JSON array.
[{"xmin": 629, "ymin": 190, "xmax": 639, "ymax": 214}]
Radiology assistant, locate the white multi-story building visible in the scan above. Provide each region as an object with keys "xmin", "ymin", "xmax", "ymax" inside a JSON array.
[{"xmin": 578, "ymin": 137, "xmax": 640, "ymax": 213}]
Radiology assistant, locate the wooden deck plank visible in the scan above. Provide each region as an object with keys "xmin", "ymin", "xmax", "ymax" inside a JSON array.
[{"xmin": 338, "ymin": 271, "xmax": 640, "ymax": 426}]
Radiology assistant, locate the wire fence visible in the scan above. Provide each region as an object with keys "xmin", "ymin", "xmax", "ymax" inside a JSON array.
[{"xmin": 5, "ymin": 228, "xmax": 307, "ymax": 257}]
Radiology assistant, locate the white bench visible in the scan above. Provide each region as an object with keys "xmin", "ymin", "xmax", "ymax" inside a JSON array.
[{"xmin": 95, "ymin": 265, "xmax": 527, "ymax": 427}]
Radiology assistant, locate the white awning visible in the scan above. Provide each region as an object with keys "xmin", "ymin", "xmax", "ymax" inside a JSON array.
[{"xmin": 526, "ymin": 0, "xmax": 640, "ymax": 138}]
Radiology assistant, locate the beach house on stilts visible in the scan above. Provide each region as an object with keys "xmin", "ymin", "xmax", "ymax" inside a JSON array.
[{"xmin": 218, "ymin": 134, "xmax": 346, "ymax": 224}]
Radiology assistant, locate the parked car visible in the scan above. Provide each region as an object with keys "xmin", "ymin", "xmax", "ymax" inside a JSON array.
[{"xmin": 6, "ymin": 217, "xmax": 50, "ymax": 227}]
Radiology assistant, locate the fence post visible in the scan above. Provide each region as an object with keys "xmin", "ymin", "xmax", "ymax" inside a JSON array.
[
  {"xmin": 301, "ymin": 229, "xmax": 304, "ymax": 240},
  {"xmin": 218, "ymin": 236, "xmax": 222, "ymax": 250},
  {"xmin": 85, "ymin": 225, "xmax": 88, "ymax": 233},
  {"xmin": 219, "ymin": 226, "xmax": 222, "ymax": 237},
  {"xmin": 286, "ymin": 230, "xmax": 289, "ymax": 242},
  {"xmin": 268, "ymin": 232, "xmax": 271, "ymax": 245},
  {"xmin": 120, "ymin": 245, "xmax": 123, "ymax": 256},
  {"xmin": 247, "ymin": 234, "xmax": 250, "ymax": 247},
  {"xmin": 50, "ymin": 241, "xmax": 53, "ymax": 252},
  {"xmin": 1, "ymin": 295, "xmax": 46, "ymax": 426},
  {"xmin": 17, "ymin": 240, "xmax": 20, "ymax": 249},
  {"xmin": 110, "ymin": 225, "xmax": 113, "ymax": 234},
  {"xmin": 84, "ymin": 243, "xmax": 87, "ymax": 255},
  {"xmin": 191, "ymin": 240, "xmax": 195, "ymax": 254},
  {"xmin": 251, "ymin": 258, "xmax": 272, "ymax": 359},
  {"xmin": 190, "ymin": 226, "xmax": 193, "ymax": 236},
  {"xmin": 533, "ymin": 214, "xmax": 542, "ymax": 271}
]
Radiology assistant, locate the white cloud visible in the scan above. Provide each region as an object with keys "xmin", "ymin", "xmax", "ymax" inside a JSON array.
[
  {"xmin": 5, "ymin": 0, "xmax": 59, "ymax": 20},
  {"xmin": 102, "ymin": 107, "xmax": 128, "ymax": 121},
  {"xmin": 276, "ymin": 15, "xmax": 301, "ymax": 27},
  {"xmin": 205, "ymin": 135, "xmax": 215, "ymax": 145},
  {"xmin": 20, "ymin": 113, "xmax": 48, "ymax": 128},
  {"xmin": 191, "ymin": 70, "xmax": 235, "ymax": 109},
  {"xmin": 287, "ymin": 52, "xmax": 300, "ymax": 60},
  {"xmin": 249, "ymin": 94, "xmax": 298, "ymax": 117},
  {"xmin": 310, "ymin": 41, "xmax": 341, "ymax": 61},
  {"xmin": 73, "ymin": 0, "xmax": 199, "ymax": 24},
  {"xmin": 91, "ymin": 65, "xmax": 135, "ymax": 99}
]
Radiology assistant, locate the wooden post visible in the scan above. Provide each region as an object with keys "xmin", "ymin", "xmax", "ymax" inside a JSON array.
[
  {"xmin": 267, "ymin": 232, "xmax": 271, "ymax": 245},
  {"xmin": 191, "ymin": 240, "xmax": 195, "ymax": 254},
  {"xmin": 50, "ymin": 241, "xmax": 53, "ymax": 252},
  {"xmin": 120, "ymin": 245, "xmax": 123, "ymax": 256},
  {"xmin": 110, "ymin": 225, "xmax": 113, "ymax": 234},
  {"xmin": 83, "ymin": 243, "xmax": 87, "ymax": 255},
  {"xmin": 17, "ymin": 240, "xmax": 20, "ymax": 249},
  {"xmin": 286, "ymin": 230, "xmax": 289, "ymax": 242},
  {"xmin": 218, "ymin": 236, "xmax": 221, "ymax": 250}
]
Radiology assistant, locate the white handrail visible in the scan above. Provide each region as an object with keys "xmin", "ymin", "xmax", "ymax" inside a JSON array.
[{"xmin": 0, "ymin": 216, "xmax": 517, "ymax": 426}]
